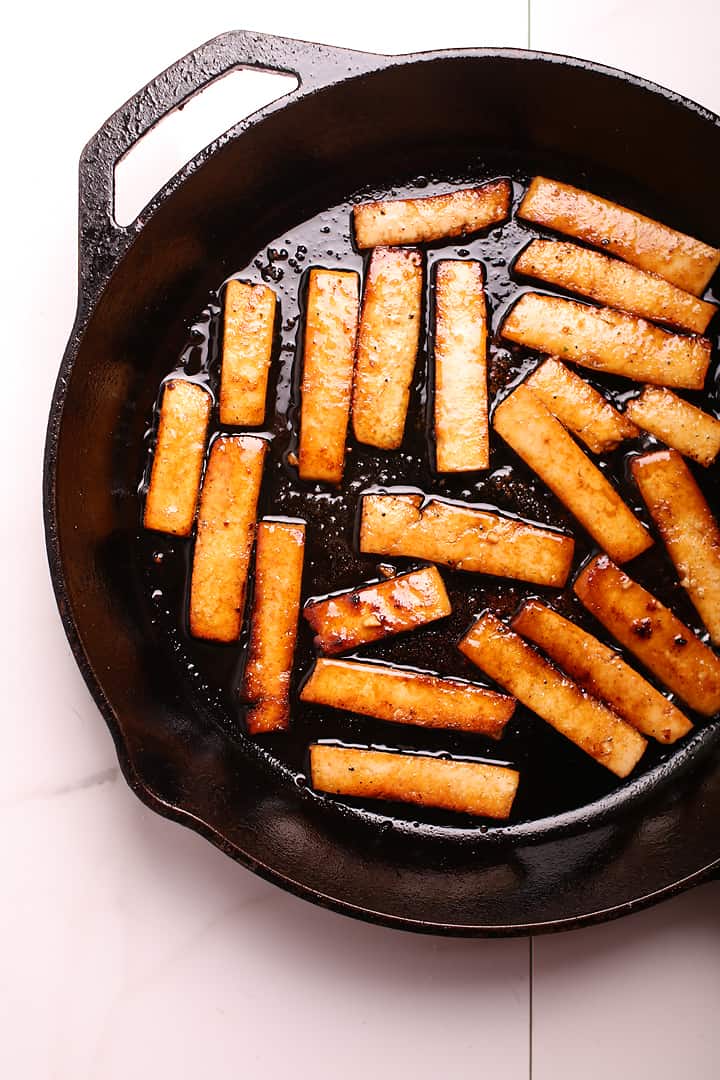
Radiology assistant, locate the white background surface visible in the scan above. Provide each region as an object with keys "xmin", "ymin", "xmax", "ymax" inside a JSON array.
[{"xmin": 2, "ymin": 2, "xmax": 718, "ymax": 1076}]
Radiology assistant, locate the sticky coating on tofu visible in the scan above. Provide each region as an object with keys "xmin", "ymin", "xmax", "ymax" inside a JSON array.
[
  {"xmin": 574, "ymin": 554, "xmax": 720, "ymax": 716},
  {"xmin": 433, "ymin": 259, "xmax": 489, "ymax": 472},
  {"xmin": 517, "ymin": 176, "xmax": 720, "ymax": 296},
  {"xmin": 352, "ymin": 247, "xmax": 423, "ymax": 450},
  {"xmin": 625, "ymin": 387, "xmax": 720, "ymax": 467},
  {"xmin": 303, "ymin": 566, "xmax": 451, "ymax": 655},
  {"xmin": 242, "ymin": 519, "xmax": 306, "ymax": 733},
  {"xmin": 458, "ymin": 612, "xmax": 648, "ymax": 778},
  {"xmin": 524, "ymin": 358, "xmax": 639, "ymax": 454},
  {"xmin": 632, "ymin": 450, "xmax": 720, "ymax": 646},
  {"xmin": 298, "ymin": 268, "xmax": 359, "ymax": 484},
  {"xmin": 353, "ymin": 179, "xmax": 511, "ymax": 248},
  {"xmin": 359, "ymin": 492, "xmax": 574, "ymax": 587},
  {"xmin": 514, "ymin": 237, "xmax": 716, "ymax": 333},
  {"xmin": 189, "ymin": 435, "xmax": 267, "ymax": 643},
  {"xmin": 501, "ymin": 292, "xmax": 711, "ymax": 390},
  {"xmin": 143, "ymin": 379, "xmax": 212, "ymax": 536},
  {"xmin": 300, "ymin": 658, "xmax": 516, "ymax": 737},
  {"xmin": 220, "ymin": 280, "xmax": 277, "ymax": 427},
  {"xmin": 309, "ymin": 745, "xmax": 520, "ymax": 819},
  {"xmin": 493, "ymin": 384, "xmax": 652, "ymax": 563},
  {"xmin": 511, "ymin": 599, "xmax": 692, "ymax": 744}
]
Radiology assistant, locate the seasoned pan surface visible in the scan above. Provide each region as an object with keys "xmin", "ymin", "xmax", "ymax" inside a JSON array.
[{"xmin": 45, "ymin": 31, "xmax": 720, "ymax": 934}]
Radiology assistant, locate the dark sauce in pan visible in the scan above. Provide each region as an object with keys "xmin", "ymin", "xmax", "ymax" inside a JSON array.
[{"xmin": 139, "ymin": 169, "xmax": 720, "ymax": 837}]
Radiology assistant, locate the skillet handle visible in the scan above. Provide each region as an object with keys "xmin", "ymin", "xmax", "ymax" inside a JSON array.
[{"xmin": 77, "ymin": 30, "xmax": 387, "ymax": 307}]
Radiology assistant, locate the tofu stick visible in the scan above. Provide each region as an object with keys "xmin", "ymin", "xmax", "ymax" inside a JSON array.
[
  {"xmin": 189, "ymin": 436, "xmax": 267, "ymax": 643},
  {"xmin": 625, "ymin": 387, "xmax": 720, "ymax": 467},
  {"xmin": 501, "ymin": 292, "xmax": 711, "ymax": 390},
  {"xmin": 511, "ymin": 600, "xmax": 692, "ymax": 743},
  {"xmin": 434, "ymin": 259, "xmax": 489, "ymax": 471},
  {"xmin": 352, "ymin": 247, "xmax": 423, "ymax": 449},
  {"xmin": 517, "ymin": 176, "xmax": 720, "ymax": 296},
  {"xmin": 304, "ymin": 566, "xmax": 451, "ymax": 655},
  {"xmin": 300, "ymin": 658, "xmax": 515, "ymax": 738},
  {"xmin": 359, "ymin": 492, "xmax": 574, "ymax": 587},
  {"xmin": 353, "ymin": 179, "xmax": 511, "ymax": 249},
  {"xmin": 458, "ymin": 612, "xmax": 647, "ymax": 777},
  {"xmin": 298, "ymin": 269, "xmax": 359, "ymax": 484},
  {"xmin": 310, "ymin": 745, "xmax": 519, "ymax": 819},
  {"xmin": 241, "ymin": 520, "xmax": 306, "ymax": 733},
  {"xmin": 514, "ymin": 238, "xmax": 716, "ymax": 333},
  {"xmin": 493, "ymin": 384, "xmax": 652, "ymax": 563},
  {"xmin": 574, "ymin": 554, "xmax": 720, "ymax": 715},
  {"xmin": 525, "ymin": 358, "xmax": 639, "ymax": 454},
  {"xmin": 632, "ymin": 450, "xmax": 720, "ymax": 645},
  {"xmin": 219, "ymin": 280, "xmax": 277, "ymax": 426},
  {"xmin": 143, "ymin": 379, "xmax": 212, "ymax": 536}
]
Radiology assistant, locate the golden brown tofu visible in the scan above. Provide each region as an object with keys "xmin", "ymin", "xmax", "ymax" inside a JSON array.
[
  {"xmin": 298, "ymin": 269, "xmax": 360, "ymax": 484},
  {"xmin": 353, "ymin": 179, "xmax": 511, "ymax": 249},
  {"xmin": 458, "ymin": 612, "xmax": 647, "ymax": 777},
  {"xmin": 501, "ymin": 293, "xmax": 711, "ymax": 390},
  {"xmin": 625, "ymin": 387, "xmax": 720, "ymax": 467},
  {"xmin": 219, "ymin": 280, "xmax": 277, "ymax": 426},
  {"xmin": 511, "ymin": 599, "xmax": 692, "ymax": 744},
  {"xmin": 517, "ymin": 176, "xmax": 720, "ymax": 296},
  {"xmin": 525, "ymin": 358, "xmax": 639, "ymax": 454},
  {"xmin": 309, "ymin": 745, "xmax": 519, "ymax": 819},
  {"xmin": 632, "ymin": 450, "xmax": 720, "ymax": 646},
  {"xmin": 514, "ymin": 238, "xmax": 716, "ymax": 333},
  {"xmin": 304, "ymin": 566, "xmax": 451, "ymax": 655},
  {"xmin": 143, "ymin": 379, "xmax": 212, "ymax": 536},
  {"xmin": 359, "ymin": 492, "xmax": 574, "ymax": 588},
  {"xmin": 434, "ymin": 260, "xmax": 489, "ymax": 472},
  {"xmin": 241, "ymin": 520, "xmax": 306, "ymax": 733},
  {"xmin": 300, "ymin": 658, "xmax": 515, "ymax": 737},
  {"xmin": 493, "ymin": 385, "xmax": 652, "ymax": 563},
  {"xmin": 352, "ymin": 247, "xmax": 423, "ymax": 449},
  {"xmin": 189, "ymin": 436, "xmax": 267, "ymax": 643},
  {"xmin": 574, "ymin": 554, "xmax": 720, "ymax": 716}
]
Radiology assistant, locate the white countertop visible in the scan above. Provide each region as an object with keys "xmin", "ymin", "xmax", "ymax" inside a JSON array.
[{"xmin": 3, "ymin": 2, "xmax": 718, "ymax": 1076}]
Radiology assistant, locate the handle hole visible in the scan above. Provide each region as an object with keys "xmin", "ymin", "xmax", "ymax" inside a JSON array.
[{"xmin": 114, "ymin": 68, "xmax": 298, "ymax": 227}]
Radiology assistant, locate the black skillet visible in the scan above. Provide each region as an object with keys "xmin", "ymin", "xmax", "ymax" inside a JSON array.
[{"xmin": 44, "ymin": 30, "xmax": 720, "ymax": 935}]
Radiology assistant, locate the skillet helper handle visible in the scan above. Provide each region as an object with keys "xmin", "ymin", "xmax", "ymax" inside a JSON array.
[{"xmin": 77, "ymin": 30, "xmax": 385, "ymax": 302}]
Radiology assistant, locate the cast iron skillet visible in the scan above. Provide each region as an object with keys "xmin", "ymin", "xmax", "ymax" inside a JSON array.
[{"xmin": 44, "ymin": 29, "xmax": 720, "ymax": 936}]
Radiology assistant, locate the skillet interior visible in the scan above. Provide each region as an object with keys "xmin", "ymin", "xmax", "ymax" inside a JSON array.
[{"xmin": 46, "ymin": 46, "xmax": 720, "ymax": 933}]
